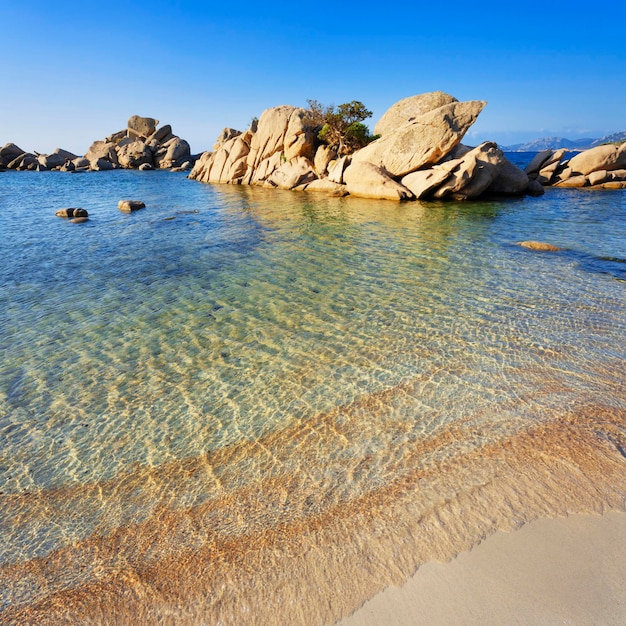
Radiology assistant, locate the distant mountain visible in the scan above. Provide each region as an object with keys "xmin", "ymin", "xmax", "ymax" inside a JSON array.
[
  {"xmin": 504, "ymin": 131, "xmax": 626, "ymax": 152},
  {"xmin": 504, "ymin": 137, "xmax": 595, "ymax": 152},
  {"xmin": 590, "ymin": 131, "xmax": 626, "ymax": 147}
]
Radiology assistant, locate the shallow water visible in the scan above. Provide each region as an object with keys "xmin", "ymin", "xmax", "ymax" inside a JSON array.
[{"xmin": 1, "ymin": 170, "xmax": 625, "ymax": 624}]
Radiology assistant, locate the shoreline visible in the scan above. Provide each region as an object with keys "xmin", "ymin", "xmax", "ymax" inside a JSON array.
[{"xmin": 338, "ymin": 510, "xmax": 626, "ymax": 625}]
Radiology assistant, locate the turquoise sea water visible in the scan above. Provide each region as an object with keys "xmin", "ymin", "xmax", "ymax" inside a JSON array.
[{"xmin": 1, "ymin": 167, "xmax": 625, "ymax": 623}]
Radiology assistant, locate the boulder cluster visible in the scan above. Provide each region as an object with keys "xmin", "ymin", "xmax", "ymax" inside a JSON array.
[
  {"xmin": 189, "ymin": 92, "xmax": 540, "ymax": 201},
  {"xmin": 0, "ymin": 116, "xmax": 194, "ymax": 172},
  {"xmin": 524, "ymin": 144, "xmax": 626, "ymax": 189}
]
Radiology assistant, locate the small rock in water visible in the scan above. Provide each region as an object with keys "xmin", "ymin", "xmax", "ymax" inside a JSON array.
[
  {"xmin": 55, "ymin": 207, "xmax": 88, "ymax": 218},
  {"xmin": 518, "ymin": 241, "xmax": 562, "ymax": 252},
  {"xmin": 118, "ymin": 200, "xmax": 146, "ymax": 212}
]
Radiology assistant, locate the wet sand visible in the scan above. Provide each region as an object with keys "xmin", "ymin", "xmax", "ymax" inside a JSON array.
[{"xmin": 339, "ymin": 511, "xmax": 626, "ymax": 626}]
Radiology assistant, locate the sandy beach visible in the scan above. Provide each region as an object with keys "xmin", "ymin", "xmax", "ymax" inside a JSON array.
[{"xmin": 339, "ymin": 511, "xmax": 626, "ymax": 625}]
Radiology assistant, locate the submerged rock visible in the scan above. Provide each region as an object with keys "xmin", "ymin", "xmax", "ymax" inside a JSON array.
[{"xmin": 518, "ymin": 241, "xmax": 562, "ymax": 252}]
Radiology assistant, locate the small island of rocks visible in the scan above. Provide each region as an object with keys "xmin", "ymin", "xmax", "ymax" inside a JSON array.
[{"xmin": 189, "ymin": 91, "xmax": 626, "ymax": 201}]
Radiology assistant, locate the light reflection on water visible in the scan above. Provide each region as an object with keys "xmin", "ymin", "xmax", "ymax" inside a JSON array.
[{"xmin": 0, "ymin": 171, "xmax": 625, "ymax": 623}]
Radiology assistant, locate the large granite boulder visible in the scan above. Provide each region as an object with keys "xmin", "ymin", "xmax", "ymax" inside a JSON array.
[
  {"xmin": 117, "ymin": 140, "xmax": 153, "ymax": 168},
  {"xmin": 401, "ymin": 168, "xmax": 451, "ymax": 199},
  {"xmin": 432, "ymin": 142, "xmax": 504, "ymax": 200},
  {"xmin": 374, "ymin": 91, "xmax": 458, "ymax": 136},
  {"xmin": 153, "ymin": 137, "xmax": 191, "ymax": 169},
  {"xmin": 267, "ymin": 156, "xmax": 317, "ymax": 190},
  {"xmin": 343, "ymin": 161, "xmax": 414, "ymax": 201},
  {"xmin": 351, "ymin": 100, "xmax": 486, "ymax": 177},
  {"xmin": 244, "ymin": 106, "xmax": 317, "ymax": 184},
  {"xmin": 191, "ymin": 131, "xmax": 252, "ymax": 183},
  {"xmin": 127, "ymin": 115, "xmax": 158, "ymax": 140},
  {"xmin": 567, "ymin": 142, "xmax": 626, "ymax": 176},
  {"xmin": 85, "ymin": 140, "xmax": 119, "ymax": 167},
  {"xmin": 0, "ymin": 143, "xmax": 26, "ymax": 167}
]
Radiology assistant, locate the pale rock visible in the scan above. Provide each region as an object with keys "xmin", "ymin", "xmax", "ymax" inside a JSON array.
[
  {"xmin": 609, "ymin": 169, "xmax": 626, "ymax": 180},
  {"xmin": 92, "ymin": 158, "xmax": 115, "ymax": 171},
  {"xmin": 313, "ymin": 145, "xmax": 337, "ymax": 177},
  {"xmin": 106, "ymin": 130, "xmax": 127, "ymax": 144},
  {"xmin": 38, "ymin": 153, "xmax": 66, "ymax": 169},
  {"xmin": 343, "ymin": 161, "xmax": 415, "ymax": 201},
  {"xmin": 433, "ymin": 142, "xmax": 504, "ymax": 200},
  {"xmin": 568, "ymin": 142, "xmax": 626, "ymax": 175},
  {"xmin": 352, "ymin": 100, "xmax": 486, "ymax": 177},
  {"xmin": 118, "ymin": 200, "xmax": 145, "ymax": 212},
  {"xmin": 518, "ymin": 241, "xmax": 562, "ymax": 251},
  {"xmin": 213, "ymin": 127, "xmax": 241, "ymax": 151},
  {"xmin": 401, "ymin": 168, "xmax": 450, "ymax": 199},
  {"xmin": 191, "ymin": 132, "xmax": 252, "ymax": 183},
  {"xmin": 327, "ymin": 155, "xmax": 351, "ymax": 184},
  {"xmin": 52, "ymin": 148, "xmax": 78, "ymax": 161},
  {"xmin": 138, "ymin": 163, "xmax": 153, "ymax": 171},
  {"xmin": 601, "ymin": 181, "xmax": 626, "ymax": 189},
  {"xmin": 587, "ymin": 170, "xmax": 609, "ymax": 186},
  {"xmin": 267, "ymin": 156, "xmax": 317, "ymax": 190},
  {"xmin": 300, "ymin": 178, "xmax": 349, "ymax": 196},
  {"xmin": 553, "ymin": 175, "xmax": 588, "ymax": 188},
  {"xmin": 246, "ymin": 106, "xmax": 316, "ymax": 175},
  {"xmin": 154, "ymin": 137, "xmax": 191, "ymax": 169},
  {"xmin": 188, "ymin": 151, "xmax": 213, "ymax": 182},
  {"xmin": 127, "ymin": 115, "xmax": 158, "ymax": 140},
  {"xmin": 247, "ymin": 152, "xmax": 284, "ymax": 185},
  {"xmin": 149, "ymin": 124, "xmax": 174, "ymax": 144},
  {"xmin": 72, "ymin": 157, "xmax": 90, "ymax": 169},
  {"xmin": 374, "ymin": 91, "xmax": 458, "ymax": 136},
  {"xmin": 84, "ymin": 140, "xmax": 118, "ymax": 166},
  {"xmin": 117, "ymin": 140, "xmax": 153, "ymax": 168}
]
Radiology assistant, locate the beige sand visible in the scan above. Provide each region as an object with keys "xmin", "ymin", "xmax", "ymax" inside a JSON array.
[{"xmin": 339, "ymin": 511, "xmax": 626, "ymax": 626}]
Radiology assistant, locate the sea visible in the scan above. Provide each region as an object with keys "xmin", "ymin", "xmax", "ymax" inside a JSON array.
[{"xmin": 1, "ymin": 157, "xmax": 625, "ymax": 624}]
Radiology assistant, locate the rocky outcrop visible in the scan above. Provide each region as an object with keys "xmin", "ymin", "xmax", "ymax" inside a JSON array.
[
  {"xmin": 1, "ymin": 116, "xmax": 194, "ymax": 172},
  {"xmin": 352, "ymin": 100, "xmax": 487, "ymax": 177},
  {"xmin": 524, "ymin": 142, "xmax": 626, "ymax": 190},
  {"xmin": 188, "ymin": 91, "xmax": 535, "ymax": 202}
]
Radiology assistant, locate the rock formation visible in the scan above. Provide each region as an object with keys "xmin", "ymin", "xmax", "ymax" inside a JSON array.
[
  {"xmin": 189, "ymin": 91, "xmax": 533, "ymax": 202},
  {"xmin": 524, "ymin": 143, "xmax": 626, "ymax": 189},
  {"xmin": 0, "ymin": 116, "xmax": 195, "ymax": 172}
]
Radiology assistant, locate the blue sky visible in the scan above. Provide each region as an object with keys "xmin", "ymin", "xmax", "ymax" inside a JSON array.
[{"xmin": 1, "ymin": 1, "xmax": 625, "ymax": 155}]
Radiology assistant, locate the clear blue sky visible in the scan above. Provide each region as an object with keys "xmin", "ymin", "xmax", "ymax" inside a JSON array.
[{"xmin": 1, "ymin": 1, "xmax": 625, "ymax": 155}]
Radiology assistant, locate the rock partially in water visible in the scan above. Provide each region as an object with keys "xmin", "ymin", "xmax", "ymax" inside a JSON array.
[
  {"xmin": 56, "ymin": 208, "xmax": 88, "ymax": 218},
  {"xmin": 71, "ymin": 216, "xmax": 89, "ymax": 224},
  {"xmin": 518, "ymin": 241, "xmax": 562, "ymax": 252},
  {"xmin": 118, "ymin": 200, "xmax": 146, "ymax": 212}
]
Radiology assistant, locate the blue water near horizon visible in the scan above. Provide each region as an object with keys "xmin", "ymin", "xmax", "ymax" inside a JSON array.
[{"xmin": 1, "ymin": 167, "xmax": 625, "ymax": 621}]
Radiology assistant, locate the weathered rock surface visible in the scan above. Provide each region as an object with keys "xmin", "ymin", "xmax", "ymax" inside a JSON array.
[
  {"xmin": 1, "ymin": 116, "xmax": 194, "ymax": 172},
  {"xmin": 352, "ymin": 100, "xmax": 487, "ymax": 177},
  {"xmin": 567, "ymin": 143, "xmax": 626, "ymax": 176},
  {"xmin": 343, "ymin": 161, "xmax": 414, "ymax": 201},
  {"xmin": 374, "ymin": 91, "xmax": 458, "ymax": 137},
  {"xmin": 267, "ymin": 156, "xmax": 317, "ymax": 190},
  {"xmin": 188, "ymin": 92, "xmax": 536, "ymax": 202}
]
